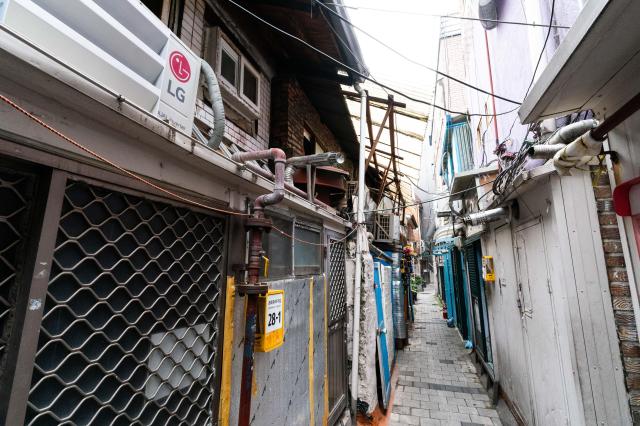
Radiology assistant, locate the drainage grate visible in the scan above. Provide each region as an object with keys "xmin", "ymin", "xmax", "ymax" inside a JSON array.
[
  {"xmin": 25, "ymin": 180, "xmax": 226, "ymax": 425},
  {"xmin": 328, "ymin": 240, "xmax": 346, "ymax": 324}
]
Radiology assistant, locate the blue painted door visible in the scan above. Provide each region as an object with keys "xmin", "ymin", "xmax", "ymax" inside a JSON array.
[{"xmin": 373, "ymin": 262, "xmax": 391, "ymax": 408}]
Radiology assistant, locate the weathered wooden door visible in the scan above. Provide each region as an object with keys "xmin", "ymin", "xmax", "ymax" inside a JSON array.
[
  {"xmin": 493, "ymin": 225, "xmax": 534, "ymax": 423},
  {"xmin": 515, "ymin": 220, "xmax": 569, "ymax": 425}
]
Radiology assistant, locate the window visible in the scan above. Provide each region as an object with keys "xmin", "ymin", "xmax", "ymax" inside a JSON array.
[
  {"xmin": 294, "ymin": 224, "xmax": 322, "ymax": 275},
  {"xmin": 262, "ymin": 216, "xmax": 293, "ymax": 279},
  {"xmin": 141, "ymin": 0, "xmax": 183, "ymax": 35},
  {"xmin": 211, "ymin": 31, "xmax": 261, "ymax": 118},
  {"xmin": 303, "ymin": 129, "xmax": 315, "ymax": 156},
  {"xmin": 219, "ymin": 41, "xmax": 239, "ymax": 88},
  {"xmin": 241, "ymin": 60, "xmax": 259, "ymax": 106}
]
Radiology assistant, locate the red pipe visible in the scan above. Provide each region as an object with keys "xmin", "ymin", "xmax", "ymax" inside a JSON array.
[
  {"xmin": 232, "ymin": 148, "xmax": 286, "ymax": 216},
  {"xmin": 484, "ymin": 30, "xmax": 500, "ymax": 146},
  {"xmin": 231, "ymin": 148, "xmax": 287, "ymax": 426}
]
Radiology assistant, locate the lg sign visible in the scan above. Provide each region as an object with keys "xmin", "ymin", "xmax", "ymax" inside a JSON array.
[
  {"xmin": 170, "ymin": 51, "xmax": 191, "ymax": 82},
  {"xmin": 167, "ymin": 51, "xmax": 191, "ymax": 103}
]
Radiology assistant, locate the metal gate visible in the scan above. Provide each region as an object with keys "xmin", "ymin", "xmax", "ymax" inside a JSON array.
[
  {"xmin": 465, "ymin": 241, "xmax": 492, "ymax": 364},
  {"xmin": 0, "ymin": 167, "xmax": 227, "ymax": 426},
  {"xmin": 0, "ymin": 161, "xmax": 49, "ymax": 421},
  {"xmin": 326, "ymin": 233, "xmax": 347, "ymax": 425}
]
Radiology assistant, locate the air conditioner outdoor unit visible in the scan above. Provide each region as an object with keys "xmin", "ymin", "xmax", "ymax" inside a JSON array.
[
  {"xmin": 0, "ymin": 0, "xmax": 202, "ymax": 134},
  {"xmin": 374, "ymin": 214, "xmax": 400, "ymax": 241}
]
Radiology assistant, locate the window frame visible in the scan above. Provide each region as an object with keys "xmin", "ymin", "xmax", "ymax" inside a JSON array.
[
  {"xmin": 217, "ymin": 37, "xmax": 240, "ymax": 91},
  {"xmin": 240, "ymin": 58, "xmax": 260, "ymax": 109},
  {"xmin": 293, "ymin": 221, "xmax": 323, "ymax": 276}
]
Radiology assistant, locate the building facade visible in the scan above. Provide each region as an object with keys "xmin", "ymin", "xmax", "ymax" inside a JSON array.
[
  {"xmin": 0, "ymin": 0, "xmax": 379, "ymax": 425},
  {"xmin": 421, "ymin": 0, "xmax": 640, "ymax": 424}
]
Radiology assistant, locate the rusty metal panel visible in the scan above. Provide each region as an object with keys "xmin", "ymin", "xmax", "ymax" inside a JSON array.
[
  {"xmin": 229, "ymin": 276, "xmax": 328, "ymax": 425},
  {"xmin": 25, "ymin": 179, "xmax": 226, "ymax": 425},
  {"xmin": 312, "ymin": 274, "xmax": 326, "ymax": 426}
]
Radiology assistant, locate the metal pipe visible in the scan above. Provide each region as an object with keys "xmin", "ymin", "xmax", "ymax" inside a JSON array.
[
  {"xmin": 200, "ymin": 59, "xmax": 225, "ymax": 149},
  {"xmin": 463, "ymin": 207, "xmax": 508, "ymax": 226},
  {"xmin": 351, "ymin": 82, "xmax": 367, "ymax": 419},
  {"xmin": 287, "ymin": 151, "xmax": 345, "ymax": 167},
  {"xmin": 527, "ymin": 144, "xmax": 565, "ymax": 159},
  {"xmin": 284, "ymin": 152, "xmax": 345, "ymax": 185},
  {"xmin": 428, "ymin": 17, "xmax": 442, "ymax": 147},
  {"xmin": 484, "ymin": 30, "xmax": 499, "ymax": 146},
  {"xmin": 284, "ymin": 164, "xmax": 296, "ymax": 184},
  {"xmin": 553, "ymin": 131, "xmax": 604, "ymax": 175},
  {"xmin": 591, "ymin": 92, "xmax": 640, "ymax": 141},
  {"xmin": 548, "ymin": 119, "xmax": 598, "ymax": 145},
  {"xmin": 232, "ymin": 148, "xmax": 286, "ymax": 216},
  {"xmin": 231, "ymin": 148, "xmax": 287, "ymax": 426}
]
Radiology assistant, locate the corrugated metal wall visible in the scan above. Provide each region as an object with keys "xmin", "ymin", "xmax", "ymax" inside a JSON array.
[{"xmin": 227, "ymin": 276, "xmax": 328, "ymax": 426}]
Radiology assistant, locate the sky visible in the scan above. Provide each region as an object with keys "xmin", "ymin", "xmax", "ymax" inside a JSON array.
[{"xmin": 342, "ymin": 0, "xmax": 460, "ymax": 108}]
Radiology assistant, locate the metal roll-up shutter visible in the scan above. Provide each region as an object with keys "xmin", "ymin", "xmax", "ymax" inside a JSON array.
[
  {"xmin": 25, "ymin": 179, "xmax": 226, "ymax": 425},
  {"xmin": 465, "ymin": 244, "xmax": 481, "ymax": 298}
]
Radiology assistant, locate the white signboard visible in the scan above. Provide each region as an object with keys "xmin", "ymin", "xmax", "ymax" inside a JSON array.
[{"xmin": 265, "ymin": 292, "xmax": 284, "ymax": 334}]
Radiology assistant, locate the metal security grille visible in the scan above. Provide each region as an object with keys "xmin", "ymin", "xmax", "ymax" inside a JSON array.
[
  {"xmin": 26, "ymin": 180, "xmax": 225, "ymax": 425},
  {"xmin": 328, "ymin": 240, "xmax": 346, "ymax": 324},
  {"xmin": 0, "ymin": 167, "xmax": 39, "ymax": 372}
]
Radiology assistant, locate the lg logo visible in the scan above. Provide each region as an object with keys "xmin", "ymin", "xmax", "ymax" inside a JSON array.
[
  {"xmin": 168, "ymin": 51, "xmax": 190, "ymax": 103},
  {"xmin": 169, "ymin": 51, "xmax": 191, "ymax": 82}
]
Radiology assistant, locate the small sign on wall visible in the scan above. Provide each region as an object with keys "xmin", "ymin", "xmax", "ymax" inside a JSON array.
[
  {"xmin": 256, "ymin": 290, "xmax": 285, "ymax": 352},
  {"xmin": 482, "ymin": 256, "xmax": 495, "ymax": 283}
]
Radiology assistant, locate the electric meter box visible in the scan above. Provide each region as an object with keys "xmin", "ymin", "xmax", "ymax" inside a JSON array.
[
  {"xmin": 255, "ymin": 290, "xmax": 285, "ymax": 352},
  {"xmin": 482, "ymin": 256, "xmax": 495, "ymax": 283}
]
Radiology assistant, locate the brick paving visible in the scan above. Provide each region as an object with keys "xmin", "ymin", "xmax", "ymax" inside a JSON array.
[{"xmin": 390, "ymin": 284, "xmax": 502, "ymax": 426}]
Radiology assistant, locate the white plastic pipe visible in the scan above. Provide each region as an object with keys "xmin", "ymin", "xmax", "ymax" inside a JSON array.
[{"xmin": 351, "ymin": 82, "xmax": 367, "ymax": 417}]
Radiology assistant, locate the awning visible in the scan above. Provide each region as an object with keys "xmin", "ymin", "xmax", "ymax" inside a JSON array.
[
  {"xmin": 448, "ymin": 164, "xmax": 499, "ymax": 202},
  {"xmin": 519, "ymin": 0, "xmax": 640, "ymax": 123}
]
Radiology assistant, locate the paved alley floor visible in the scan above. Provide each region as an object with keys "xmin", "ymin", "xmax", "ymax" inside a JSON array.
[{"xmin": 389, "ymin": 284, "xmax": 502, "ymax": 426}]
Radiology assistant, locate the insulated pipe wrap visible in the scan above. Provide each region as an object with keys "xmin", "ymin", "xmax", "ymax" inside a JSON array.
[
  {"xmin": 463, "ymin": 207, "xmax": 508, "ymax": 226},
  {"xmin": 201, "ymin": 60, "xmax": 225, "ymax": 149},
  {"xmin": 547, "ymin": 119, "xmax": 598, "ymax": 145},
  {"xmin": 553, "ymin": 131, "xmax": 603, "ymax": 175},
  {"xmin": 527, "ymin": 144, "xmax": 566, "ymax": 159}
]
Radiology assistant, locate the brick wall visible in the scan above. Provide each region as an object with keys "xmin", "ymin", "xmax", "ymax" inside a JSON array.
[
  {"xmin": 180, "ymin": 0, "xmax": 206, "ymax": 55},
  {"xmin": 186, "ymin": 1, "xmax": 271, "ymax": 153},
  {"xmin": 271, "ymin": 76, "xmax": 351, "ymax": 171},
  {"xmin": 592, "ymin": 165, "xmax": 640, "ymax": 421}
]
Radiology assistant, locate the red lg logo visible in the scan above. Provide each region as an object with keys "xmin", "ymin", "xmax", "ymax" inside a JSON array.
[{"xmin": 169, "ymin": 51, "xmax": 191, "ymax": 83}]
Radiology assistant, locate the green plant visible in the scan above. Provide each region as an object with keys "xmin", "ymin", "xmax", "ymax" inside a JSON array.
[{"xmin": 410, "ymin": 275, "xmax": 423, "ymax": 293}]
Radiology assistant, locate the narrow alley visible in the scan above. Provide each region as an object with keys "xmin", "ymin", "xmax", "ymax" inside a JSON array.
[
  {"xmin": 2, "ymin": 0, "xmax": 640, "ymax": 425},
  {"xmin": 390, "ymin": 285, "xmax": 504, "ymax": 426}
]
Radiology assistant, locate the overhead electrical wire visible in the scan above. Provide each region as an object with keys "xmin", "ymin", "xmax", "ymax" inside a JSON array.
[
  {"xmin": 225, "ymin": 0, "xmax": 520, "ymax": 118},
  {"xmin": 504, "ymin": 0, "xmax": 556, "ymax": 142},
  {"xmin": 348, "ymin": 179, "xmax": 496, "ymax": 215},
  {"xmin": 0, "ymin": 93, "xmax": 354, "ymax": 246},
  {"xmin": 314, "ymin": 0, "xmax": 523, "ymax": 105},
  {"xmin": 322, "ymin": 3, "xmax": 570, "ymax": 29}
]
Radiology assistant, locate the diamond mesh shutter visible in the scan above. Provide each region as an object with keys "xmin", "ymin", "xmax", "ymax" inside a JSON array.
[
  {"xmin": 328, "ymin": 240, "xmax": 346, "ymax": 324},
  {"xmin": 327, "ymin": 238, "xmax": 347, "ymax": 421},
  {"xmin": 0, "ymin": 167, "xmax": 40, "ymax": 376},
  {"xmin": 26, "ymin": 180, "xmax": 225, "ymax": 425}
]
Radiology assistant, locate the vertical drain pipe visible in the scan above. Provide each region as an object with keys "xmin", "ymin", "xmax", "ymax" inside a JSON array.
[
  {"xmin": 351, "ymin": 83, "xmax": 367, "ymax": 419},
  {"xmin": 231, "ymin": 148, "xmax": 287, "ymax": 426}
]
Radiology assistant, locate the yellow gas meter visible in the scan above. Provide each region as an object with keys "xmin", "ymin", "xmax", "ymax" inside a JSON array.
[
  {"xmin": 482, "ymin": 256, "xmax": 495, "ymax": 283},
  {"xmin": 255, "ymin": 289, "xmax": 285, "ymax": 352}
]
